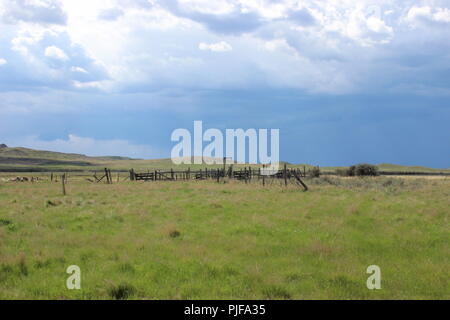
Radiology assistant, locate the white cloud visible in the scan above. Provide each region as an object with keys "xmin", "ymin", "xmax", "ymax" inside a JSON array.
[
  {"xmin": 367, "ymin": 16, "xmax": 392, "ymax": 34},
  {"xmin": 71, "ymin": 80, "xmax": 112, "ymax": 90},
  {"xmin": 7, "ymin": 134, "xmax": 157, "ymax": 159},
  {"xmin": 434, "ymin": 8, "xmax": 450, "ymax": 23},
  {"xmin": 70, "ymin": 66, "xmax": 88, "ymax": 73},
  {"xmin": 263, "ymin": 39, "xmax": 290, "ymax": 52},
  {"xmin": 198, "ymin": 41, "xmax": 232, "ymax": 52},
  {"xmin": 177, "ymin": 0, "xmax": 235, "ymax": 15},
  {"xmin": 0, "ymin": 58, "xmax": 6, "ymax": 66},
  {"xmin": 0, "ymin": 0, "xmax": 450, "ymax": 96},
  {"xmin": 406, "ymin": 6, "xmax": 450, "ymax": 26},
  {"xmin": 343, "ymin": 6, "xmax": 393, "ymax": 46},
  {"xmin": 44, "ymin": 45, "xmax": 69, "ymax": 60}
]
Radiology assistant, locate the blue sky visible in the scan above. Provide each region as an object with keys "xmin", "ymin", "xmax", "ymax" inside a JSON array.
[{"xmin": 0, "ymin": 0, "xmax": 449, "ymax": 167}]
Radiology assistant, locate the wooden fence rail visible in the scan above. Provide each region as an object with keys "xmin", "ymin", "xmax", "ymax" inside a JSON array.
[{"xmin": 128, "ymin": 164, "xmax": 309, "ymax": 191}]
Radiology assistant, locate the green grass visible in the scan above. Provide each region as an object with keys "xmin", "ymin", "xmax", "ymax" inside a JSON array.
[{"xmin": 0, "ymin": 176, "xmax": 448, "ymax": 299}]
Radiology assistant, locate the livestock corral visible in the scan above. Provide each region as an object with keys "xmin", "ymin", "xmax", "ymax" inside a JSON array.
[{"xmin": 0, "ymin": 167, "xmax": 448, "ymax": 299}]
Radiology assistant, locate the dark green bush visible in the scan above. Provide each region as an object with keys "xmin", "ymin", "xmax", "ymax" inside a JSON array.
[
  {"xmin": 309, "ymin": 166, "xmax": 321, "ymax": 178},
  {"xmin": 336, "ymin": 164, "xmax": 379, "ymax": 176},
  {"xmin": 354, "ymin": 163, "xmax": 379, "ymax": 176},
  {"xmin": 347, "ymin": 165, "xmax": 356, "ymax": 176}
]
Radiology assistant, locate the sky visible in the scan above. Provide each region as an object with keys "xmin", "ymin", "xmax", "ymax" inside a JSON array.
[{"xmin": 0, "ymin": 0, "xmax": 449, "ymax": 168}]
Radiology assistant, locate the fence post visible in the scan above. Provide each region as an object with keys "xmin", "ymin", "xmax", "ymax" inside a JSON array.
[
  {"xmin": 292, "ymin": 170, "xmax": 308, "ymax": 192},
  {"xmin": 61, "ymin": 173, "xmax": 66, "ymax": 195},
  {"xmin": 262, "ymin": 165, "xmax": 265, "ymax": 186},
  {"xmin": 284, "ymin": 163, "xmax": 287, "ymax": 187},
  {"xmin": 245, "ymin": 167, "xmax": 248, "ymax": 184},
  {"xmin": 223, "ymin": 157, "xmax": 226, "ymax": 177},
  {"xmin": 104, "ymin": 168, "xmax": 110, "ymax": 184}
]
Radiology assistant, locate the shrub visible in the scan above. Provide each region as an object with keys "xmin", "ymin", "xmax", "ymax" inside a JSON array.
[
  {"xmin": 336, "ymin": 164, "xmax": 379, "ymax": 177},
  {"xmin": 309, "ymin": 166, "xmax": 321, "ymax": 178},
  {"xmin": 347, "ymin": 166, "xmax": 356, "ymax": 176},
  {"xmin": 354, "ymin": 163, "xmax": 379, "ymax": 176}
]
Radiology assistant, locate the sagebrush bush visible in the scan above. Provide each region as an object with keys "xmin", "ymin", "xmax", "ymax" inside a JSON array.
[
  {"xmin": 309, "ymin": 166, "xmax": 321, "ymax": 178},
  {"xmin": 354, "ymin": 163, "xmax": 379, "ymax": 176},
  {"xmin": 336, "ymin": 164, "xmax": 379, "ymax": 176}
]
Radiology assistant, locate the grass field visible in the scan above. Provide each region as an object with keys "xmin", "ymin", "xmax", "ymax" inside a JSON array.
[{"xmin": 0, "ymin": 175, "xmax": 448, "ymax": 299}]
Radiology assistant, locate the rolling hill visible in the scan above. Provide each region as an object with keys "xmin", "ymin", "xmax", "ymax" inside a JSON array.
[{"xmin": 0, "ymin": 144, "xmax": 448, "ymax": 174}]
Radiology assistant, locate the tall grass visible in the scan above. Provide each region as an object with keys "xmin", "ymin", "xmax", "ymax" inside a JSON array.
[{"xmin": 0, "ymin": 176, "xmax": 448, "ymax": 299}]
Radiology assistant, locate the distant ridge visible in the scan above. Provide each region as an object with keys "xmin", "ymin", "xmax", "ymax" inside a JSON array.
[
  {"xmin": 0, "ymin": 146, "xmax": 136, "ymax": 161},
  {"xmin": 0, "ymin": 145, "xmax": 448, "ymax": 173},
  {"xmin": 0, "ymin": 146, "xmax": 141, "ymax": 172}
]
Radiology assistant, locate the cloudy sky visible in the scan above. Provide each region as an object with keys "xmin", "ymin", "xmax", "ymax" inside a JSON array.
[{"xmin": 0, "ymin": 0, "xmax": 449, "ymax": 167}]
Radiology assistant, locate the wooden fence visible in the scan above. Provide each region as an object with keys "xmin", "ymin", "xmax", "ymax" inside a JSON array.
[{"xmin": 129, "ymin": 164, "xmax": 309, "ymax": 191}]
